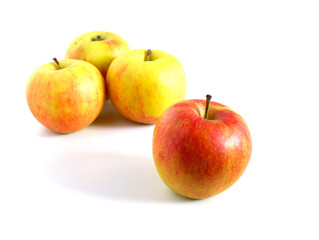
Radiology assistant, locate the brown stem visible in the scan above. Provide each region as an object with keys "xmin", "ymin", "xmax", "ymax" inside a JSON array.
[
  {"xmin": 145, "ymin": 49, "xmax": 151, "ymax": 61},
  {"xmin": 205, "ymin": 94, "xmax": 212, "ymax": 119},
  {"xmin": 52, "ymin": 58, "xmax": 61, "ymax": 69}
]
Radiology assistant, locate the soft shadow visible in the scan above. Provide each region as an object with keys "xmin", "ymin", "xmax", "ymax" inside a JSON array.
[
  {"xmin": 46, "ymin": 149, "xmax": 193, "ymax": 203},
  {"xmin": 92, "ymin": 101, "xmax": 150, "ymax": 128},
  {"xmin": 37, "ymin": 101, "xmax": 149, "ymax": 137},
  {"xmin": 38, "ymin": 127, "xmax": 66, "ymax": 137}
]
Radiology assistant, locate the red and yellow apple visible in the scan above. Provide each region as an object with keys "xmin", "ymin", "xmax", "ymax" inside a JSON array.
[
  {"xmin": 152, "ymin": 95, "xmax": 252, "ymax": 199},
  {"xmin": 26, "ymin": 58, "xmax": 106, "ymax": 133},
  {"xmin": 65, "ymin": 31, "xmax": 129, "ymax": 80},
  {"xmin": 106, "ymin": 49, "xmax": 186, "ymax": 124}
]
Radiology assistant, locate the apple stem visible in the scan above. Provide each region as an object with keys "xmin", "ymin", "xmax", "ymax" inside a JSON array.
[
  {"xmin": 145, "ymin": 49, "xmax": 151, "ymax": 61},
  {"xmin": 52, "ymin": 58, "xmax": 61, "ymax": 69},
  {"xmin": 97, "ymin": 35, "xmax": 101, "ymax": 40},
  {"xmin": 205, "ymin": 94, "xmax": 212, "ymax": 119}
]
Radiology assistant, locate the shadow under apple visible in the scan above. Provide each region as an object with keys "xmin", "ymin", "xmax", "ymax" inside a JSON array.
[
  {"xmin": 46, "ymin": 149, "xmax": 192, "ymax": 203},
  {"xmin": 92, "ymin": 100, "xmax": 149, "ymax": 128},
  {"xmin": 37, "ymin": 100, "xmax": 150, "ymax": 137}
]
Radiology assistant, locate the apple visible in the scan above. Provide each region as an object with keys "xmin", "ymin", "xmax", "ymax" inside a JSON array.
[
  {"xmin": 26, "ymin": 58, "xmax": 106, "ymax": 133},
  {"xmin": 152, "ymin": 95, "xmax": 252, "ymax": 199},
  {"xmin": 106, "ymin": 49, "xmax": 186, "ymax": 124},
  {"xmin": 65, "ymin": 31, "xmax": 129, "ymax": 80}
]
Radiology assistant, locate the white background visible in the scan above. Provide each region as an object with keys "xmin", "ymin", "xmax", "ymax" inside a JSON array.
[{"xmin": 1, "ymin": 0, "xmax": 318, "ymax": 239}]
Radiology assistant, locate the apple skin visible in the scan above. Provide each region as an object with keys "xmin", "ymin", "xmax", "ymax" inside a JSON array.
[
  {"xmin": 26, "ymin": 59, "xmax": 106, "ymax": 133},
  {"xmin": 152, "ymin": 99, "xmax": 252, "ymax": 199},
  {"xmin": 106, "ymin": 49, "xmax": 186, "ymax": 124},
  {"xmin": 65, "ymin": 31, "xmax": 129, "ymax": 81}
]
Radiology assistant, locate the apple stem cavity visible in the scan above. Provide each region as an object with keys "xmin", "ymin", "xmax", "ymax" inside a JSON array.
[
  {"xmin": 145, "ymin": 49, "xmax": 151, "ymax": 61},
  {"xmin": 91, "ymin": 35, "xmax": 104, "ymax": 41},
  {"xmin": 52, "ymin": 58, "xmax": 61, "ymax": 69},
  {"xmin": 205, "ymin": 94, "xmax": 212, "ymax": 119}
]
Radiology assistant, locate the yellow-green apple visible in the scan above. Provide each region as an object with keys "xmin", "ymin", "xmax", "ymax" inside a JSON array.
[
  {"xmin": 65, "ymin": 31, "xmax": 129, "ymax": 80},
  {"xmin": 106, "ymin": 49, "xmax": 186, "ymax": 124},
  {"xmin": 26, "ymin": 58, "xmax": 106, "ymax": 133},
  {"xmin": 152, "ymin": 95, "xmax": 252, "ymax": 199}
]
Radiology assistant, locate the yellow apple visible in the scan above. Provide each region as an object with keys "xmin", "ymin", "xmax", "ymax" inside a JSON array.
[
  {"xmin": 106, "ymin": 49, "xmax": 186, "ymax": 124},
  {"xmin": 26, "ymin": 58, "xmax": 106, "ymax": 133},
  {"xmin": 65, "ymin": 31, "xmax": 129, "ymax": 79}
]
